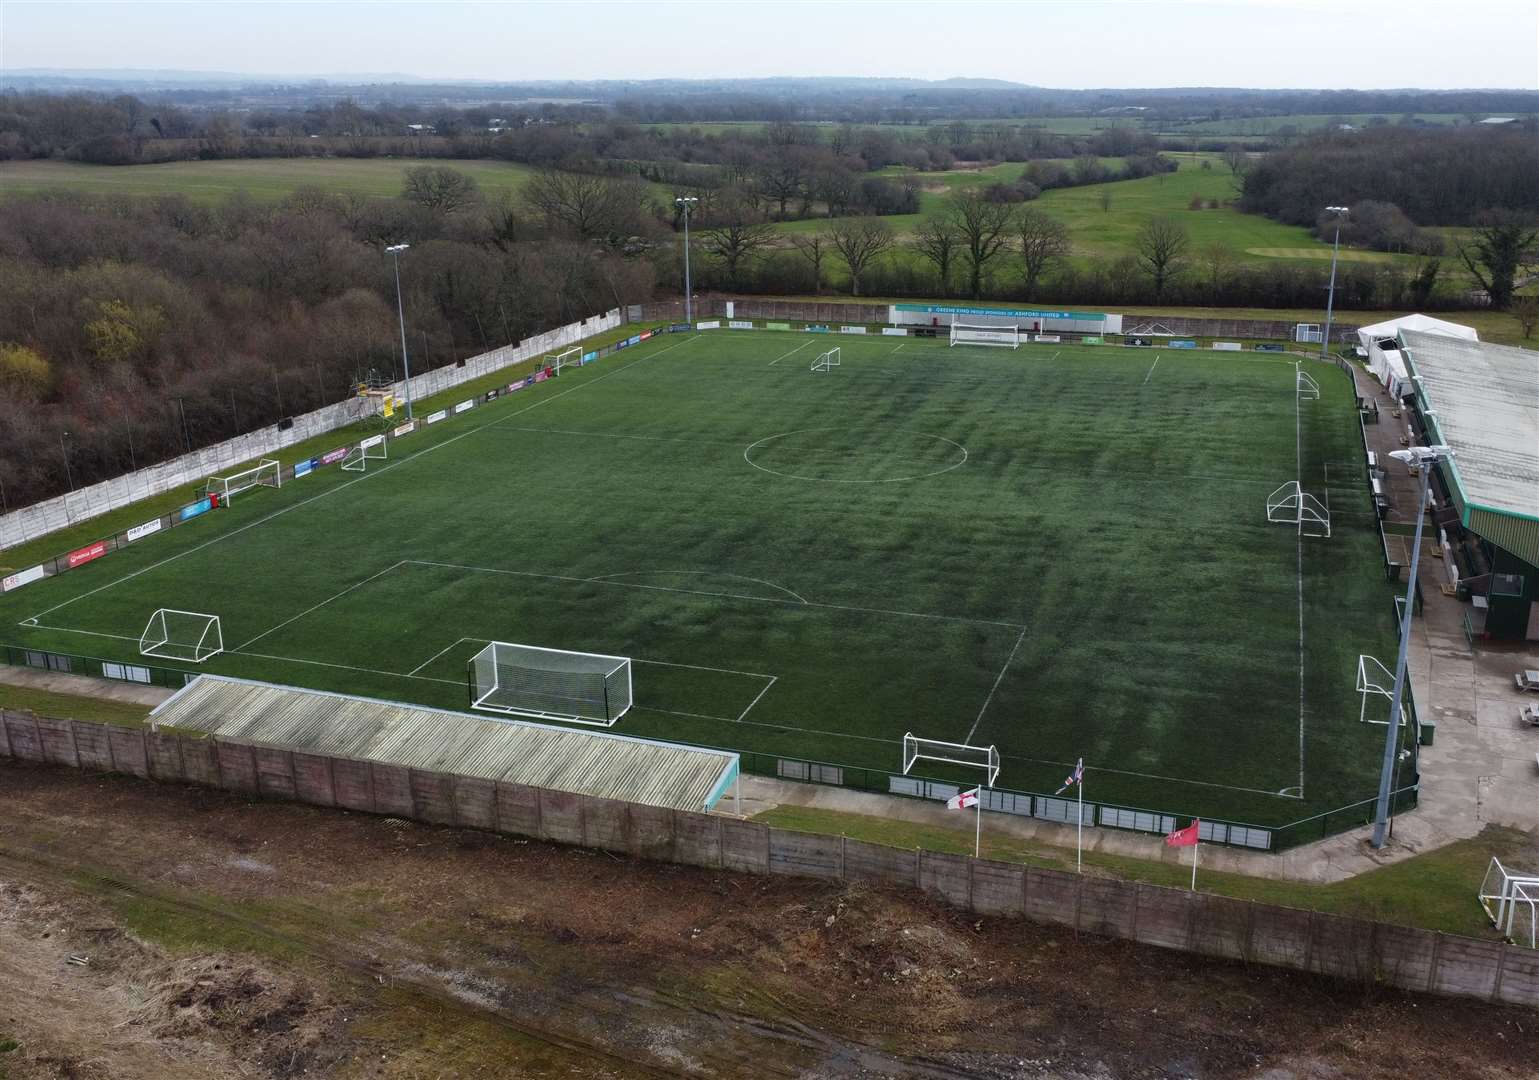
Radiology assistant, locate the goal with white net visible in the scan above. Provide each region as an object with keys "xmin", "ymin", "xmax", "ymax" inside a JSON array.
[
  {"xmin": 139, "ymin": 609, "xmax": 223, "ymax": 663},
  {"xmin": 810, "ymin": 347, "xmax": 841, "ymax": 373},
  {"xmin": 202, "ymin": 459, "xmax": 280, "ymax": 502},
  {"xmin": 342, "ymin": 434, "xmax": 387, "ymax": 472},
  {"xmin": 949, "ymin": 323, "xmax": 1020, "ymax": 349},
  {"xmin": 902, "ymin": 733, "xmax": 1001, "ymax": 785},
  {"xmin": 547, "ymin": 346, "xmax": 582, "ymax": 374},
  {"xmin": 469, "ymin": 641, "xmax": 633, "ymax": 726}
]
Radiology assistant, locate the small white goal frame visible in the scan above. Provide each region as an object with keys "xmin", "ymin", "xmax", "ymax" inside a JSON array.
[
  {"xmin": 1297, "ymin": 369, "xmax": 1321, "ymax": 400},
  {"xmin": 548, "ymin": 346, "xmax": 582, "ymax": 373},
  {"xmin": 469, "ymin": 640, "xmax": 633, "ymax": 726},
  {"xmin": 902, "ymin": 732, "xmax": 1001, "ymax": 786},
  {"xmin": 810, "ymin": 347, "xmax": 841, "ymax": 373},
  {"xmin": 1355, "ymin": 654, "xmax": 1407, "ymax": 727},
  {"xmin": 139, "ymin": 609, "xmax": 224, "ymax": 663},
  {"xmin": 949, "ymin": 322, "xmax": 1020, "ymax": 349},
  {"xmin": 342, "ymin": 434, "xmax": 387, "ymax": 472},
  {"xmin": 1479, "ymin": 857, "xmax": 1539, "ymax": 949},
  {"xmin": 202, "ymin": 459, "xmax": 280, "ymax": 502},
  {"xmin": 1267, "ymin": 481, "xmax": 1332, "ymax": 538}
]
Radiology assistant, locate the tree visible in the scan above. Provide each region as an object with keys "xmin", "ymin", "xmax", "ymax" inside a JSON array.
[
  {"xmin": 523, "ymin": 169, "xmax": 648, "ymax": 241},
  {"xmin": 1457, "ymin": 214, "xmax": 1539, "ymax": 310},
  {"xmin": 1222, "ymin": 144, "xmax": 1249, "ymax": 176},
  {"xmin": 402, "ymin": 165, "xmax": 481, "ymax": 214},
  {"xmin": 1199, "ymin": 242, "xmax": 1236, "ymax": 300},
  {"xmin": 789, "ymin": 232, "xmax": 831, "ymax": 295},
  {"xmin": 1514, "ymin": 294, "xmax": 1539, "ymax": 340},
  {"xmin": 698, "ymin": 194, "xmax": 776, "ymax": 291},
  {"xmin": 909, "ymin": 217, "xmax": 962, "ymax": 297},
  {"xmin": 0, "ymin": 343, "xmax": 50, "ymax": 398},
  {"xmin": 1409, "ymin": 259, "xmax": 1441, "ymax": 308},
  {"xmin": 1015, "ymin": 209, "xmax": 1071, "ymax": 301},
  {"xmin": 1134, "ymin": 217, "xmax": 1190, "ymax": 299},
  {"xmin": 828, "ymin": 219, "xmax": 894, "ymax": 297},
  {"xmin": 84, "ymin": 299, "xmax": 165, "ymax": 366},
  {"xmin": 1098, "ymin": 187, "xmax": 1113, "ymax": 213},
  {"xmin": 946, "ymin": 190, "xmax": 1017, "ymax": 299}
]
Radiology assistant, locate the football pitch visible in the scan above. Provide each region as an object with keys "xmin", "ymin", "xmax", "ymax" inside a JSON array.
[{"xmin": 1, "ymin": 330, "xmax": 1400, "ymax": 826}]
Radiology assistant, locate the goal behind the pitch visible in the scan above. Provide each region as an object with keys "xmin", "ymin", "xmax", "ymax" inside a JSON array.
[
  {"xmin": 469, "ymin": 640, "xmax": 632, "ymax": 726},
  {"xmin": 547, "ymin": 346, "xmax": 582, "ymax": 374},
  {"xmin": 342, "ymin": 434, "xmax": 387, "ymax": 472},
  {"xmin": 139, "ymin": 609, "xmax": 224, "ymax": 663},
  {"xmin": 949, "ymin": 323, "xmax": 1020, "ymax": 349},
  {"xmin": 810, "ymin": 346, "xmax": 841, "ymax": 373},
  {"xmin": 202, "ymin": 459, "xmax": 280, "ymax": 501}
]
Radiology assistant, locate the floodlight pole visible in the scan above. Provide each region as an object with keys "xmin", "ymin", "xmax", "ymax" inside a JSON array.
[
  {"xmin": 1321, "ymin": 206, "xmax": 1348, "ymax": 359},
  {"xmin": 1370, "ymin": 446, "xmax": 1450, "ymax": 848},
  {"xmin": 385, "ymin": 243, "xmax": 414, "ymax": 420},
  {"xmin": 675, "ymin": 196, "xmax": 698, "ymax": 324}
]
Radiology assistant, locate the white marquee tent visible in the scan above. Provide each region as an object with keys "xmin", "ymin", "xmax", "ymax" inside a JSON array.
[{"xmin": 1356, "ymin": 315, "xmax": 1479, "ymax": 396}]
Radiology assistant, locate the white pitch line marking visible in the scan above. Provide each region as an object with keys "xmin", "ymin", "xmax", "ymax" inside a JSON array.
[
  {"xmin": 230, "ymin": 649, "xmax": 463, "ymax": 686},
  {"xmin": 735, "ymin": 674, "xmax": 777, "ymax": 723},
  {"xmin": 407, "ymin": 635, "xmax": 476, "ymax": 677},
  {"xmin": 1142, "ymin": 355, "xmax": 1161, "ymax": 385},
  {"xmin": 768, "ymin": 339, "xmax": 815, "ymax": 366},
  {"xmin": 235, "ymin": 560, "xmax": 407, "ymax": 652},
  {"xmin": 587, "ymin": 570, "xmax": 809, "ymax": 605},
  {"xmin": 965, "ymin": 627, "xmax": 1028, "ymax": 744}
]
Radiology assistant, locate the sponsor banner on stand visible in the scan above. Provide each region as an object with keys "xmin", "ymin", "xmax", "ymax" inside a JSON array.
[
  {"xmin": 361, "ymin": 434, "xmax": 386, "ymax": 450},
  {"xmin": 293, "ymin": 459, "xmax": 316, "ymax": 478},
  {"xmin": 454, "ymin": 400, "xmax": 474, "ymax": 414},
  {"xmin": 483, "ymin": 389, "xmax": 500, "ymax": 402},
  {"xmin": 1211, "ymin": 342, "xmax": 1243, "ymax": 351},
  {"xmin": 1255, "ymin": 343, "xmax": 1286, "ymax": 352},
  {"xmin": 765, "ymin": 322, "xmax": 791, "ymax": 330},
  {"xmin": 1081, "ymin": 336, "xmax": 1104, "ymax": 345},
  {"xmin": 393, "ymin": 421, "xmax": 417, "ymax": 437},
  {"xmin": 178, "ymin": 498, "xmax": 215, "ymax": 523},
  {"xmin": 695, "ymin": 320, "xmax": 722, "ymax": 330},
  {"xmin": 806, "ymin": 325, "xmax": 831, "ymax": 333},
  {"xmin": 729, "ymin": 320, "xmax": 755, "ymax": 330},
  {"xmin": 669, "ymin": 323, "xmax": 693, "ymax": 333},
  {"xmin": 638, "ymin": 330, "xmax": 652, "ymax": 341},
  {"xmin": 894, "ymin": 302, "xmax": 1107, "ymax": 321},
  {"xmin": 533, "ymin": 369, "xmax": 549, "ymax": 383},
  {"xmin": 624, "ymin": 335, "xmax": 642, "ymax": 347},
  {"xmin": 425, "ymin": 409, "xmax": 449, "ymax": 424},
  {"xmin": 320, "ymin": 446, "xmax": 351, "ymax": 465},
  {"xmin": 1169, "ymin": 340, "xmax": 1198, "ymax": 349},
  {"xmin": 126, "ymin": 517, "xmax": 163, "ymax": 543},
  {"xmin": 839, "ymin": 325, "xmax": 867, "ymax": 334},
  {"xmin": 2, "ymin": 564, "xmax": 46, "ymax": 592},
  {"xmin": 881, "ymin": 327, "xmax": 908, "ymax": 336},
  {"xmin": 1034, "ymin": 334, "xmax": 1061, "ymax": 343},
  {"xmin": 583, "ymin": 351, "xmax": 600, "ymax": 363}
]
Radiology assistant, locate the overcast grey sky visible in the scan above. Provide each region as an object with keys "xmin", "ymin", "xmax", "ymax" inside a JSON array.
[{"xmin": 3, "ymin": 0, "xmax": 1536, "ymax": 90}]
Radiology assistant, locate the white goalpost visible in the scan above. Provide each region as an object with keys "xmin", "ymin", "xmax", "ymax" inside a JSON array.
[
  {"xmin": 949, "ymin": 322, "xmax": 1020, "ymax": 349},
  {"xmin": 202, "ymin": 459, "xmax": 280, "ymax": 502},
  {"xmin": 139, "ymin": 609, "xmax": 223, "ymax": 663},
  {"xmin": 902, "ymin": 733, "xmax": 1001, "ymax": 857},
  {"xmin": 342, "ymin": 434, "xmax": 387, "ymax": 472},
  {"xmin": 810, "ymin": 346, "xmax": 841, "ymax": 373},
  {"xmin": 1266, "ymin": 481, "xmax": 1332, "ymax": 538},
  {"xmin": 1479, "ymin": 857, "xmax": 1539, "ymax": 949},
  {"xmin": 1356, "ymin": 654, "xmax": 1410, "ymax": 727},
  {"xmin": 547, "ymin": 346, "xmax": 582, "ymax": 373},
  {"xmin": 469, "ymin": 640, "xmax": 633, "ymax": 726}
]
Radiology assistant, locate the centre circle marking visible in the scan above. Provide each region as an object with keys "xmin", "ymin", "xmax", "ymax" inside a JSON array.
[{"xmin": 742, "ymin": 428, "xmax": 969, "ymax": 484}]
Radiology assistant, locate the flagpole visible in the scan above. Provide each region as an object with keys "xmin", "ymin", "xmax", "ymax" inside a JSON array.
[
  {"xmin": 1191, "ymin": 838, "xmax": 1198, "ymax": 891},
  {"xmin": 1076, "ymin": 775, "xmax": 1083, "ymax": 874},
  {"xmin": 975, "ymin": 786, "xmax": 983, "ymax": 858}
]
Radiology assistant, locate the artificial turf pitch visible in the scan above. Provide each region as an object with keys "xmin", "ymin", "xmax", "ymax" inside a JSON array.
[{"xmin": 1, "ymin": 330, "xmax": 1401, "ymax": 826}]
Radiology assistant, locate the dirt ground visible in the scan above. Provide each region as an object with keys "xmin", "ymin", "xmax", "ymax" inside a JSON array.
[{"xmin": 0, "ymin": 760, "xmax": 1535, "ymax": 1080}]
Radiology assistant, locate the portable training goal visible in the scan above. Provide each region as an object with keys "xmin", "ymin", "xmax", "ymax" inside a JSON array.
[
  {"xmin": 810, "ymin": 347, "xmax": 841, "ymax": 373},
  {"xmin": 547, "ymin": 346, "xmax": 582, "ymax": 373},
  {"xmin": 469, "ymin": 641, "xmax": 633, "ymax": 726},
  {"xmin": 139, "ymin": 609, "xmax": 223, "ymax": 663},
  {"xmin": 949, "ymin": 322, "xmax": 1020, "ymax": 349},
  {"xmin": 1266, "ymin": 481, "xmax": 1332, "ymax": 538},
  {"xmin": 341, "ymin": 434, "xmax": 387, "ymax": 472},
  {"xmin": 1356, "ymin": 654, "xmax": 1408, "ymax": 727},
  {"xmin": 902, "ymin": 733, "xmax": 1001, "ymax": 786},
  {"xmin": 202, "ymin": 459, "xmax": 280, "ymax": 502},
  {"xmin": 1479, "ymin": 857, "xmax": 1539, "ymax": 949},
  {"xmin": 1297, "ymin": 369, "xmax": 1321, "ymax": 400}
]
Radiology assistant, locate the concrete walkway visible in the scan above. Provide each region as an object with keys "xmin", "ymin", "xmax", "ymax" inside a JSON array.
[{"xmin": 0, "ymin": 664, "xmax": 173, "ymax": 708}]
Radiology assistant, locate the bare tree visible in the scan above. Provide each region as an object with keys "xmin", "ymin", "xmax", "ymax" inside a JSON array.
[
  {"xmin": 946, "ymin": 190, "xmax": 1017, "ymax": 299},
  {"xmin": 909, "ymin": 217, "xmax": 962, "ymax": 297},
  {"xmin": 1015, "ymin": 209, "xmax": 1071, "ymax": 301},
  {"xmin": 1514, "ymin": 294, "xmax": 1539, "ymax": 339},
  {"xmin": 1457, "ymin": 213, "xmax": 1539, "ymax": 310},
  {"xmin": 1222, "ymin": 144, "xmax": 1250, "ymax": 176},
  {"xmin": 523, "ymin": 169, "xmax": 649, "ymax": 241},
  {"xmin": 789, "ymin": 231, "xmax": 832, "ymax": 295},
  {"xmin": 401, "ymin": 165, "xmax": 480, "ymax": 214},
  {"xmin": 699, "ymin": 193, "xmax": 777, "ymax": 291},
  {"xmin": 1199, "ymin": 242, "xmax": 1236, "ymax": 300},
  {"xmin": 1098, "ymin": 187, "xmax": 1113, "ymax": 213},
  {"xmin": 828, "ymin": 219, "xmax": 894, "ymax": 298},
  {"xmin": 1134, "ymin": 217, "xmax": 1190, "ymax": 299}
]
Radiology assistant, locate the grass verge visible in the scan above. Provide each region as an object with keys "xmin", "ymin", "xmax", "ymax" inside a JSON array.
[{"xmin": 0, "ymin": 685, "xmax": 151, "ymax": 726}]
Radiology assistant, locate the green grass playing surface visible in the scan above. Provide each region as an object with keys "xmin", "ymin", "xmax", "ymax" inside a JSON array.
[{"xmin": 0, "ymin": 330, "xmax": 1400, "ymax": 826}]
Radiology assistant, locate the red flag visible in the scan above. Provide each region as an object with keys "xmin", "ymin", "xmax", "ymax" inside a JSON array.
[{"xmin": 1165, "ymin": 820, "xmax": 1200, "ymax": 847}]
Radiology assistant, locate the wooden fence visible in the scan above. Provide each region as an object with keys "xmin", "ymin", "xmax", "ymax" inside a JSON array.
[{"xmin": 2, "ymin": 709, "xmax": 1533, "ymax": 1010}]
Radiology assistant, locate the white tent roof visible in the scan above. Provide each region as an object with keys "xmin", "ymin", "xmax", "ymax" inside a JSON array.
[{"xmin": 1357, "ymin": 314, "xmax": 1479, "ymax": 343}]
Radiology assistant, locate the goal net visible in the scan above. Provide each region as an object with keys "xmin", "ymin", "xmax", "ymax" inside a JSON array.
[
  {"xmin": 902, "ymin": 732, "xmax": 1001, "ymax": 786},
  {"xmin": 1266, "ymin": 481, "xmax": 1331, "ymax": 538},
  {"xmin": 469, "ymin": 641, "xmax": 633, "ymax": 726},
  {"xmin": 202, "ymin": 459, "xmax": 280, "ymax": 502},
  {"xmin": 810, "ymin": 347, "xmax": 841, "ymax": 373},
  {"xmin": 950, "ymin": 322, "xmax": 1020, "ymax": 349},
  {"xmin": 547, "ymin": 346, "xmax": 582, "ymax": 374},
  {"xmin": 342, "ymin": 434, "xmax": 387, "ymax": 472},
  {"xmin": 139, "ymin": 609, "xmax": 223, "ymax": 663}
]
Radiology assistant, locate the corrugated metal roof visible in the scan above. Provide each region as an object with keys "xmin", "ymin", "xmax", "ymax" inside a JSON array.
[
  {"xmin": 1398, "ymin": 330, "xmax": 1539, "ymax": 531},
  {"xmin": 150, "ymin": 676, "xmax": 738, "ymax": 812}
]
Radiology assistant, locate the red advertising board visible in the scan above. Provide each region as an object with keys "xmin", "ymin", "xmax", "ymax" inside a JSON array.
[
  {"xmin": 320, "ymin": 446, "xmax": 350, "ymax": 466},
  {"xmin": 66, "ymin": 540, "xmax": 108, "ymax": 569}
]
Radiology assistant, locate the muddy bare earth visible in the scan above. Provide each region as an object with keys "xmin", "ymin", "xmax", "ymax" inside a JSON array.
[{"xmin": 0, "ymin": 759, "xmax": 1534, "ymax": 1079}]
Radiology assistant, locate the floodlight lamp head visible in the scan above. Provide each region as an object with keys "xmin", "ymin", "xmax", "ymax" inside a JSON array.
[
  {"xmin": 1389, "ymin": 445, "xmax": 1453, "ymax": 469},
  {"xmin": 385, "ymin": 243, "xmax": 410, "ymax": 254},
  {"xmin": 675, "ymin": 196, "xmax": 698, "ymax": 205},
  {"xmin": 1325, "ymin": 205, "xmax": 1349, "ymax": 215}
]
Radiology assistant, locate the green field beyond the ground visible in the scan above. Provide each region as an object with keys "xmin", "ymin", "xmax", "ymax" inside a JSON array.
[{"xmin": 0, "ymin": 331, "xmax": 1399, "ymax": 827}]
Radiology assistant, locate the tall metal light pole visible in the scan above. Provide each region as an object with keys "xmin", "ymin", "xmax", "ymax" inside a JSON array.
[
  {"xmin": 1321, "ymin": 206, "xmax": 1349, "ymax": 359},
  {"xmin": 1370, "ymin": 443, "xmax": 1453, "ymax": 849},
  {"xmin": 385, "ymin": 243, "xmax": 415, "ymax": 420},
  {"xmin": 59, "ymin": 431, "xmax": 74, "ymax": 492},
  {"xmin": 675, "ymin": 196, "xmax": 698, "ymax": 324}
]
